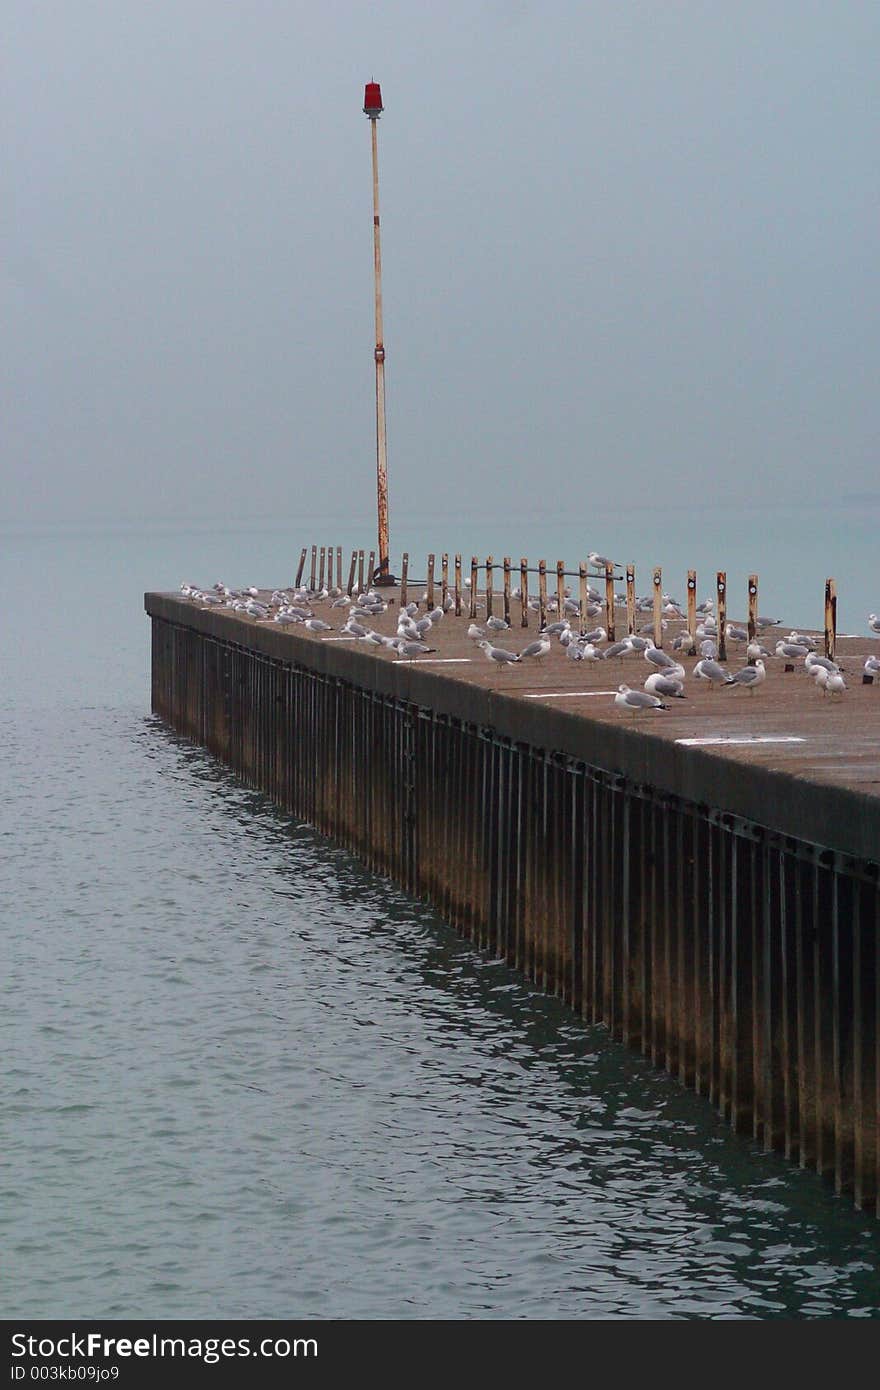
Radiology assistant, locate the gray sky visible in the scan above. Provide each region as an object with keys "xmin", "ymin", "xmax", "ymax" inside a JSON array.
[{"xmin": 5, "ymin": 1, "xmax": 879, "ymax": 524}]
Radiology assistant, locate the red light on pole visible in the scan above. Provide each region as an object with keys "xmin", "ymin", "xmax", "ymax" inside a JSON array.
[{"xmin": 364, "ymin": 82, "xmax": 384, "ymax": 118}]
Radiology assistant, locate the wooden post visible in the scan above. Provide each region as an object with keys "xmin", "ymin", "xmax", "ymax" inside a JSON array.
[
  {"xmin": 520, "ymin": 558, "xmax": 529, "ymax": 628},
  {"xmin": 825, "ymin": 578, "xmax": 837, "ymax": 661},
  {"xmin": 653, "ymin": 567, "xmax": 663, "ymax": 648},
  {"xmin": 441, "ymin": 553, "xmax": 449, "ymax": 607},
  {"xmin": 687, "ymin": 570, "xmax": 697, "ymax": 644},
  {"xmin": 538, "ymin": 560, "xmax": 547, "ymax": 631},
  {"xmin": 626, "ymin": 565, "xmax": 636, "ymax": 636},
  {"xmin": 309, "ymin": 545, "xmax": 317, "ymax": 591},
  {"xmin": 400, "ymin": 552, "xmax": 409, "ymax": 609},
  {"xmin": 605, "ymin": 563, "xmax": 616, "ymax": 642},
  {"xmin": 748, "ymin": 575, "xmax": 758, "ymax": 644},
  {"xmin": 454, "ymin": 554, "xmax": 462, "ymax": 616},
  {"xmin": 336, "ymin": 547, "xmax": 343, "ymax": 590},
  {"xmin": 469, "ymin": 557, "xmax": 478, "ymax": 619},
  {"xmin": 579, "ymin": 561, "xmax": 588, "ymax": 633},
  {"xmin": 503, "ymin": 557, "xmax": 511, "ymax": 625},
  {"xmin": 485, "ymin": 556, "xmax": 494, "ymax": 618},
  {"xmin": 556, "ymin": 561, "xmax": 565, "ymax": 620},
  {"xmin": 717, "ymin": 572, "xmax": 727, "ymax": 661},
  {"xmin": 318, "ymin": 546, "xmax": 326, "ymax": 591},
  {"xmin": 347, "ymin": 550, "xmax": 357, "ymax": 597},
  {"xmin": 357, "ymin": 550, "xmax": 365, "ymax": 594},
  {"xmin": 295, "ymin": 547, "xmax": 307, "ymax": 589},
  {"xmin": 426, "ymin": 553, "xmax": 435, "ymax": 608},
  {"xmin": 367, "ymin": 550, "xmax": 375, "ymax": 588}
]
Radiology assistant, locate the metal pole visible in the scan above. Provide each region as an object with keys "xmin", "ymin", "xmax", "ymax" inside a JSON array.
[{"xmin": 369, "ymin": 112, "xmax": 391, "ymax": 583}]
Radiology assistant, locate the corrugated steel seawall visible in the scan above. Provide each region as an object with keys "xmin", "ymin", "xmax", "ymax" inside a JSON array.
[{"xmin": 147, "ymin": 595, "xmax": 879, "ymax": 1214}]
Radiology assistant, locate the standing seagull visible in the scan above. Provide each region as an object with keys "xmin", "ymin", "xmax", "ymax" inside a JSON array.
[
  {"xmin": 477, "ymin": 640, "xmax": 521, "ymax": 670},
  {"xmin": 614, "ymin": 684, "xmax": 668, "ymax": 715},
  {"xmin": 726, "ymin": 659, "xmax": 766, "ymax": 694},
  {"xmin": 520, "ymin": 637, "xmax": 551, "ymax": 663},
  {"xmin": 693, "ymin": 658, "xmax": 734, "ymax": 689}
]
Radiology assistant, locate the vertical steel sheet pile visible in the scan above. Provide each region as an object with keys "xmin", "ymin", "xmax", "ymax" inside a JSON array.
[{"xmin": 150, "ymin": 612, "xmax": 879, "ymax": 1215}]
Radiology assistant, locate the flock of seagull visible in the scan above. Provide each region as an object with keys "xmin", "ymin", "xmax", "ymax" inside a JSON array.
[{"xmin": 179, "ymin": 577, "xmax": 880, "ymax": 716}]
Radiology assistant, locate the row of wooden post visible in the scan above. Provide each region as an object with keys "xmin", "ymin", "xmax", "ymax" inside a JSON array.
[{"xmin": 292, "ymin": 545, "xmax": 838, "ymax": 661}]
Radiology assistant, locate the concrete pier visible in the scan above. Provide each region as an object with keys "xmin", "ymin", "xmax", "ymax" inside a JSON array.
[{"xmin": 146, "ymin": 591, "xmax": 880, "ymax": 1213}]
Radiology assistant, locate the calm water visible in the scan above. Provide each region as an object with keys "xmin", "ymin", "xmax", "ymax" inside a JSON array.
[{"xmin": 2, "ymin": 512, "xmax": 879, "ymax": 1319}]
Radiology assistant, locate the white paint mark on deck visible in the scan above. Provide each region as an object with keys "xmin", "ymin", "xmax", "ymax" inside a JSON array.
[
  {"xmin": 524, "ymin": 690, "xmax": 617, "ymax": 699},
  {"xmin": 392, "ymin": 658, "xmax": 474, "ymax": 665},
  {"xmin": 676, "ymin": 735, "xmax": 806, "ymax": 747}
]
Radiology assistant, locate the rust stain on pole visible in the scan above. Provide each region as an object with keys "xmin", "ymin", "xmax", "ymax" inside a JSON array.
[
  {"xmin": 454, "ymin": 554, "xmax": 462, "ymax": 616},
  {"xmin": 520, "ymin": 558, "xmax": 529, "ymax": 627},
  {"xmin": 310, "ymin": 545, "xmax": 317, "ymax": 592},
  {"xmin": 538, "ymin": 560, "xmax": 547, "ymax": 632},
  {"xmin": 400, "ymin": 552, "xmax": 409, "ymax": 608},
  {"xmin": 441, "ymin": 553, "xmax": 449, "ymax": 607},
  {"xmin": 717, "ymin": 572, "xmax": 728, "ymax": 661},
  {"xmin": 347, "ymin": 550, "xmax": 357, "ymax": 597},
  {"xmin": 748, "ymin": 575, "xmax": 759, "ymax": 646},
  {"xmin": 653, "ymin": 567, "xmax": 663, "ymax": 648},
  {"xmin": 318, "ymin": 546, "xmax": 326, "ymax": 592},
  {"xmin": 485, "ymin": 556, "xmax": 494, "ymax": 619},
  {"xmin": 605, "ymin": 564, "xmax": 616, "ymax": 643},
  {"xmin": 358, "ymin": 550, "xmax": 365, "ymax": 594},
  {"xmin": 336, "ymin": 547, "xmax": 343, "ymax": 591},
  {"xmin": 426, "ymin": 554, "xmax": 435, "ymax": 608},
  {"xmin": 687, "ymin": 570, "xmax": 697, "ymax": 645},
  {"xmin": 556, "ymin": 561, "xmax": 565, "ymax": 621},
  {"xmin": 295, "ymin": 548, "xmax": 307, "ymax": 589},
  {"xmin": 579, "ymin": 562, "xmax": 587, "ymax": 634},
  {"xmin": 470, "ymin": 557, "xmax": 478, "ymax": 619},
  {"xmin": 825, "ymin": 578, "xmax": 837, "ymax": 660},
  {"xmin": 503, "ymin": 557, "xmax": 512, "ymax": 625},
  {"xmin": 370, "ymin": 114, "xmax": 391, "ymax": 580},
  {"xmin": 626, "ymin": 565, "xmax": 636, "ymax": 635}
]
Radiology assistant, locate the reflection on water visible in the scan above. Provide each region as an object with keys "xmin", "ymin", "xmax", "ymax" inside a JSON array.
[{"xmin": 3, "ymin": 710, "xmax": 878, "ymax": 1319}]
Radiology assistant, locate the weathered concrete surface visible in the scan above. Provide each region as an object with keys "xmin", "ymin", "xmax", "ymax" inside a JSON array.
[{"xmin": 145, "ymin": 592, "xmax": 880, "ymax": 864}]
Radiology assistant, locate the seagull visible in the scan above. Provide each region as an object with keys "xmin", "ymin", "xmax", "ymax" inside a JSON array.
[
  {"xmin": 776, "ymin": 640, "xmax": 811, "ymax": 660},
  {"xmin": 693, "ymin": 658, "xmax": 734, "ymax": 688},
  {"xmin": 626, "ymin": 635, "xmax": 652, "ymax": 653},
  {"xmin": 395, "ymin": 639, "xmax": 436, "ymax": 659},
  {"xmin": 486, "ymin": 616, "xmax": 510, "ymax": 632},
  {"xmin": 581, "ymin": 643, "xmax": 606, "ymax": 662},
  {"xmin": 868, "ymin": 614, "xmax": 880, "ymax": 634},
  {"xmin": 589, "ymin": 551, "xmax": 618, "ymax": 571},
  {"xmin": 467, "ymin": 623, "xmax": 485, "ymax": 641},
  {"xmin": 304, "ymin": 618, "xmax": 333, "ymax": 633},
  {"xmin": 644, "ymin": 673, "xmax": 686, "ymax": 698},
  {"xmin": 805, "ymin": 653, "xmax": 840, "ymax": 676},
  {"xmin": 673, "ymin": 631, "xmax": 696, "ymax": 655},
  {"xmin": 520, "ymin": 638, "xmax": 551, "ymax": 662},
  {"xmin": 343, "ymin": 618, "xmax": 369, "ymax": 638},
  {"xmin": 581, "ymin": 626, "xmax": 606, "ymax": 644},
  {"xmin": 727, "ymin": 659, "xmax": 766, "ymax": 694},
  {"xmin": 726, "ymin": 624, "xmax": 749, "ymax": 643},
  {"xmin": 864, "ymin": 656, "xmax": 880, "ymax": 678},
  {"xmin": 825, "ymin": 672, "xmax": 847, "ymax": 698},
  {"xmin": 699, "ymin": 639, "xmax": 718, "ymax": 659},
  {"xmin": 604, "ymin": 640, "xmax": 630, "ymax": 661},
  {"xmin": 615, "ymin": 684, "xmax": 668, "ymax": 715},
  {"xmin": 644, "ymin": 645, "xmax": 679, "ymax": 672},
  {"xmin": 747, "ymin": 640, "xmax": 773, "ymax": 661},
  {"xmin": 477, "ymin": 640, "xmax": 521, "ymax": 667}
]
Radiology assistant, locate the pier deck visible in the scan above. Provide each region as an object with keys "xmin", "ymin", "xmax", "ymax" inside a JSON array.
[{"xmin": 146, "ymin": 590, "xmax": 880, "ymax": 1212}]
